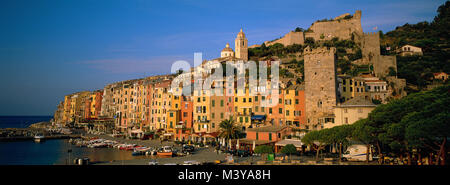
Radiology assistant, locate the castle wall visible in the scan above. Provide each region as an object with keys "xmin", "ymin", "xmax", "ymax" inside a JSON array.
[
  {"xmin": 305, "ymin": 10, "xmax": 363, "ymax": 42},
  {"xmin": 374, "ymin": 55, "xmax": 397, "ymax": 77},
  {"xmin": 265, "ymin": 31, "xmax": 305, "ymax": 47},
  {"xmin": 304, "ymin": 47, "xmax": 338, "ymax": 129}
]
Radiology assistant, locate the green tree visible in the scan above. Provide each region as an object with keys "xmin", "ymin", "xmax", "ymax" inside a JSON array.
[
  {"xmin": 255, "ymin": 145, "xmax": 274, "ymax": 161},
  {"xmin": 302, "ymin": 129, "xmax": 332, "ymax": 160},
  {"xmin": 218, "ymin": 117, "xmax": 241, "ymax": 141},
  {"xmin": 329, "ymin": 125, "xmax": 353, "ymax": 162},
  {"xmin": 281, "ymin": 144, "xmax": 297, "ymax": 161},
  {"xmin": 351, "ymin": 119, "xmax": 376, "ymax": 163}
]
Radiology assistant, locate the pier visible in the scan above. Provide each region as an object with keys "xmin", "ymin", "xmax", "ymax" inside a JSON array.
[{"xmin": 0, "ymin": 128, "xmax": 81, "ymax": 142}]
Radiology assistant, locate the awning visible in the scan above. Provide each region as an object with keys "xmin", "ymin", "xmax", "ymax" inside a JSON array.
[
  {"xmin": 131, "ymin": 130, "xmax": 143, "ymax": 134},
  {"xmin": 251, "ymin": 115, "xmax": 266, "ymax": 121},
  {"xmin": 275, "ymin": 139, "xmax": 303, "ymax": 147}
]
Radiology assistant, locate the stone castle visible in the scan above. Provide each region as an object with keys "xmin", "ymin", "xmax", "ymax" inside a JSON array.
[{"xmin": 256, "ymin": 10, "xmax": 397, "ymax": 79}]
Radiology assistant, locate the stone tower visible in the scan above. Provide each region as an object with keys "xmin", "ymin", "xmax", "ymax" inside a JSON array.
[
  {"xmin": 304, "ymin": 46, "xmax": 338, "ymax": 130},
  {"xmin": 235, "ymin": 28, "xmax": 248, "ymax": 61}
]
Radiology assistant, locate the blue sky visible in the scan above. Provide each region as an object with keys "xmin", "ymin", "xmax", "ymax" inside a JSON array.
[{"xmin": 0, "ymin": 0, "xmax": 446, "ymax": 115}]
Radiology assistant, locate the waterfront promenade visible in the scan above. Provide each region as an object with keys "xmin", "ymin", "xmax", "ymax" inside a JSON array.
[{"xmin": 84, "ymin": 134, "xmax": 374, "ymax": 165}]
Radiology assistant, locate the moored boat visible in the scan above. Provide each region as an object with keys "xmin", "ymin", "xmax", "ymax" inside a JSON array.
[
  {"xmin": 157, "ymin": 146, "xmax": 173, "ymax": 156},
  {"xmin": 34, "ymin": 133, "xmax": 45, "ymax": 142}
]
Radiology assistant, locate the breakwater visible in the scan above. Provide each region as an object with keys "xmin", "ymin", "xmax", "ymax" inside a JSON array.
[{"xmin": 0, "ymin": 128, "xmax": 81, "ymax": 142}]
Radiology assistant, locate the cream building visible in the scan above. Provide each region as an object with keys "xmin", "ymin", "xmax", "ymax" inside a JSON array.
[
  {"xmin": 398, "ymin": 45, "xmax": 423, "ymax": 56},
  {"xmin": 324, "ymin": 96, "xmax": 376, "ymax": 129}
]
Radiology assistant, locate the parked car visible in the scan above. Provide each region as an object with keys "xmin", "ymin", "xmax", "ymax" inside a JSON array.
[
  {"xmin": 234, "ymin": 150, "xmax": 251, "ymax": 157},
  {"xmin": 182, "ymin": 145, "xmax": 195, "ymax": 154}
]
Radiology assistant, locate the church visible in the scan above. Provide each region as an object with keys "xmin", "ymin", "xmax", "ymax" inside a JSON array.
[{"xmin": 218, "ymin": 28, "xmax": 248, "ymax": 61}]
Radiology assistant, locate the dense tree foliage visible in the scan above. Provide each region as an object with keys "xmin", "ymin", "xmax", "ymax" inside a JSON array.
[{"xmin": 301, "ymin": 84, "xmax": 450, "ymax": 165}]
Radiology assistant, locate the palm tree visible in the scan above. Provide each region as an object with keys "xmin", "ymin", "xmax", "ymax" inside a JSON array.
[{"xmin": 218, "ymin": 117, "xmax": 241, "ymax": 141}]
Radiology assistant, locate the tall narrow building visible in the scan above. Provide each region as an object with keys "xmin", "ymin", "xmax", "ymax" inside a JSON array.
[
  {"xmin": 235, "ymin": 28, "xmax": 248, "ymax": 61},
  {"xmin": 304, "ymin": 46, "xmax": 338, "ymax": 130}
]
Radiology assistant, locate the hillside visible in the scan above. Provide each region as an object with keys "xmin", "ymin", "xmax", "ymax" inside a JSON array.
[{"xmin": 380, "ymin": 1, "xmax": 450, "ymax": 90}]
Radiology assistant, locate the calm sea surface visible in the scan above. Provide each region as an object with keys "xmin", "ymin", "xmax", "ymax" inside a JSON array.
[
  {"xmin": 0, "ymin": 116, "xmax": 149, "ymax": 165},
  {"xmin": 0, "ymin": 116, "xmax": 53, "ymax": 128}
]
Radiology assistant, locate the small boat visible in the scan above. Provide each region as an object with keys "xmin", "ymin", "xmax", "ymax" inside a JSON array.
[
  {"xmin": 132, "ymin": 147, "xmax": 150, "ymax": 156},
  {"xmin": 34, "ymin": 134, "xmax": 45, "ymax": 142},
  {"xmin": 157, "ymin": 146, "xmax": 173, "ymax": 156}
]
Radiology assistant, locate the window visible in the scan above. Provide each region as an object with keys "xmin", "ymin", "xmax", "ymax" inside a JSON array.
[
  {"xmin": 220, "ymin": 100, "xmax": 224, "ymax": 107},
  {"xmin": 286, "ymin": 110, "xmax": 289, "ymax": 116},
  {"xmin": 256, "ymin": 133, "xmax": 259, "ymax": 140},
  {"xmin": 269, "ymin": 133, "xmax": 272, "ymax": 141},
  {"xmin": 295, "ymin": 99, "xmax": 299, "ymax": 104},
  {"xmin": 220, "ymin": 113, "xmax": 224, "ymax": 119},
  {"xmin": 269, "ymin": 108, "xmax": 272, "ymax": 114},
  {"xmin": 279, "ymin": 108, "xmax": 283, "ymax": 114},
  {"xmin": 212, "ymin": 113, "xmax": 215, "ymax": 119},
  {"xmin": 255, "ymin": 96, "xmax": 258, "ymax": 102},
  {"xmin": 344, "ymin": 117, "xmax": 348, "ymax": 124},
  {"xmin": 212, "ymin": 100, "xmax": 215, "ymax": 107}
]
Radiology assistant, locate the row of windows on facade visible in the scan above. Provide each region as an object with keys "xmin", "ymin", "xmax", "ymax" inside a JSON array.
[{"xmin": 342, "ymin": 85, "xmax": 386, "ymax": 92}]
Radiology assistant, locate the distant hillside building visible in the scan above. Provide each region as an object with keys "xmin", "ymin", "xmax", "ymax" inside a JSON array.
[
  {"xmin": 433, "ymin": 72, "xmax": 449, "ymax": 81},
  {"xmin": 397, "ymin": 45, "xmax": 423, "ymax": 56}
]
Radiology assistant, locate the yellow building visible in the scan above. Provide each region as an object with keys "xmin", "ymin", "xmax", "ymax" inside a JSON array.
[
  {"xmin": 234, "ymin": 87, "xmax": 253, "ymax": 129},
  {"xmin": 324, "ymin": 96, "xmax": 377, "ymax": 129},
  {"xmin": 338, "ymin": 75, "xmax": 368, "ymax": 103}
]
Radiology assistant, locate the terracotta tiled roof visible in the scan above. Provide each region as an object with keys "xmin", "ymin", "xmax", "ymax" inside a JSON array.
[
  {"xmin": 247, "ymin": 125, "xmax": 287, "ymax": 132},
  {"xmin": 339, "ymin": 96, "xmax": 376, "ymax": 107}
]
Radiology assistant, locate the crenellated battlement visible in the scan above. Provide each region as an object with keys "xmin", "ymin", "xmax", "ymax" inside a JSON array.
[{"xmin": 364, "ymin": 31, "xmax": 380, "ymax": 36}]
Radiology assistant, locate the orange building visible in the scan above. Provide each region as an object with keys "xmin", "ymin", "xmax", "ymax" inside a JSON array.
[
  {"xmin": 245, "ymin": 125, "xmax": 291, "ymax": 142},
  {"xmin": 266, "ymin": 89, "xmax": 285, "ymax": 126}
]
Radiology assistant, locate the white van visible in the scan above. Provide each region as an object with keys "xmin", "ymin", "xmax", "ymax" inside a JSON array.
[{"xmin": 343, "ymin": 144, "xmax": 373, "ymax": 162}]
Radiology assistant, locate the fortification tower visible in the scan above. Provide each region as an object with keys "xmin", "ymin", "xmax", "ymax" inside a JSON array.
[
  {"xmin": 304, "ymin": 46, "xmax": 338, "ymax": 130},
  {"xmin": 235, "ymin": 28, "xmax": 248, "ymax": 61},
  {"xmin": 361, "ymin": 32, "xmax": 381, "ymax": 64}
]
